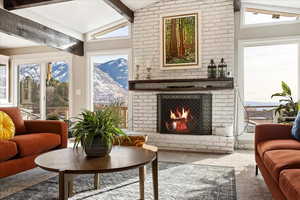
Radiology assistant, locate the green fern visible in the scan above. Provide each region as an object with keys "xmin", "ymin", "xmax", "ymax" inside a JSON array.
[{"xmin": 72, "ymin": 106, "xmax": 128, "ymax": 150}]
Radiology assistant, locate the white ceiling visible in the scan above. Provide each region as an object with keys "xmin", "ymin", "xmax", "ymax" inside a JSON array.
[
  {"xmin": 0, "ymin": 32, "xmax": 39, "ymax": 49},
  {"xmin": 13, "ymin": 0, "xmax": 124, "ymax": 39},
  {"xmin": 242, "ymin": 0, "xmax": 300, "ymax": 9}
]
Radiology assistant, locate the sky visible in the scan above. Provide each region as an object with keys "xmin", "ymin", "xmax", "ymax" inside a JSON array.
[
  {"xmin": 244, "ymin": 44, "xmax": 298, "ymax": 104},
  {"xmin": 91, "ymin": 55, "xmax": 128, "ymax": 64}
]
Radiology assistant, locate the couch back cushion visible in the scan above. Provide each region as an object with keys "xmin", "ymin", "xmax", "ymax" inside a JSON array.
[{"xmin": 0, "ymin": 107, "xmax": 26, "ymax": 134}]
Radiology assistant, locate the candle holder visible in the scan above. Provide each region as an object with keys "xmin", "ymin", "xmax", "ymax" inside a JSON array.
[
  {"xmin": 146, "ymin": 67, "xmax": 152, "ymax": 80},
  {"xmin": 135, "ymin": 64, "xmax": 140, "ymax": 80}
]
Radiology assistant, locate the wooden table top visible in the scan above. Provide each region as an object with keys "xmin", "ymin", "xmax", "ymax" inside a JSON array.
[{"xmin": 35, "ymin": 146, "xmax": 156, "ymax": 174}]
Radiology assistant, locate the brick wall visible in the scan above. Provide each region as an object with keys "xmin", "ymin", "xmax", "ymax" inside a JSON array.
[{"xmin": 130, "ymin": 0, "xmax": 235, "ymax": 152}]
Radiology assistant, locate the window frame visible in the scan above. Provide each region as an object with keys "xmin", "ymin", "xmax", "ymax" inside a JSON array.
[
  {"xmin": 86, "ymin": 20, "xmax": 131, "ymax": 42},
  {"xmin": 0, "ymin": 60, "xmax": 9, "ymax": 104},
  {"xmin": 238, "ymin": 37, "xmax": 300, "ymax": 104},
  {"xmin": 240, "ymin": 3, "xmax": 300, "ymax": 28},
  {"xmin": 10, "ymin": 52, "xmax": 73, "ymax": 119},
  {"xmin": 86, "ymin": 49, "xmax": 132, "ymax": 129}
]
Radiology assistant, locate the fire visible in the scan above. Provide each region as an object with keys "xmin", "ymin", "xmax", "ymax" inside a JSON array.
[
  {"xmin": 170, "ymin": 107, "xmax": 190, "ymax": 120},
  {"xmin": 166, "ymin": 107, "xmax": 192, "ymax": 132}
]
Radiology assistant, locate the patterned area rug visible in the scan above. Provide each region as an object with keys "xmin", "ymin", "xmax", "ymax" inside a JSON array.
[{"xmin": 2, "ymin": 162, "xmax": 236, "ymax": 200}]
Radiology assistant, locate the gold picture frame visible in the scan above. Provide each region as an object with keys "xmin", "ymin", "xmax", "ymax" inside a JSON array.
[{"xmin": 162, "ymin": 13, "xmax": 199, "ymax": 69}]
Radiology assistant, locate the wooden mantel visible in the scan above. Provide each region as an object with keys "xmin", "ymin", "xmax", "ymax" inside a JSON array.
[{"xmin": 129, "ymin": 78, "xmax": 234, "ymax": 92}]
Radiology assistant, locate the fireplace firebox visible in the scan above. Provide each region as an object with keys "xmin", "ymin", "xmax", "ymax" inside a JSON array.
[{"xmin": 157, "ymin": 94, "xmax": 212, "ymax": 135}]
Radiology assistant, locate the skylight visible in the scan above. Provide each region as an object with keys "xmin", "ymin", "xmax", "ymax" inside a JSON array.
[{"xmin": 91, "ymin": 23, "xmax": 129, "ymax": 40}]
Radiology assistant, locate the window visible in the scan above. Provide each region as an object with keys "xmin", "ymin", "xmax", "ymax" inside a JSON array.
[
  {"xmin": 90, "ymin": 22, "xmax": 129, "ymax": 40},
  {"xmin": 18, "ymin": 63, "xmax": 41, "ymax": 118},
  {"xmin": 244, "ymin": 8, "xmax": 300, "ymax": 25},
  {"xmin": 243, "ymin": 43, "xmax": 299, "ymax": 124},
  {"xmin": 0, "ymin": 64, "xmax": 9, "ymax": 103},
  {"xmin": 16, "ymin": 59, "xmax": 71, "ymax": 120},
  {"xmin": 90, "ymin": 54, "xmax": 129, "ymax": 128},
  {"xmin": 46, "ymin": 62, "xmax": 69, "ymax": 119}
]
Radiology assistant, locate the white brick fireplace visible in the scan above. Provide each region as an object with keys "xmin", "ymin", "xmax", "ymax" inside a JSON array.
[{"xmin": 129, "ymin": 0, "xmax": 235, "ymax": 153}]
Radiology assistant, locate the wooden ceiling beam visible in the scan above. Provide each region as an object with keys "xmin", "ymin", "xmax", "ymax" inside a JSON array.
[
  {"xmin": 4, "ymin": 0, "xmax": 74, "ymax": 10},
  {"xmin": 103, "ymin": 0, "xmax": 134, "ymax": 23},
  {"xmin": 234, "ymin": 0, "xmax": 241, "ymax": 12},
  {"xmin": 0, "ymin": 8, "xmax": 84, "ymax": 56}
]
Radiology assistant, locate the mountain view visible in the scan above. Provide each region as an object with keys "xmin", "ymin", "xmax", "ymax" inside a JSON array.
[{"xmin": 93, "ymin": 58, "xmax": 128, "ymax": 105}]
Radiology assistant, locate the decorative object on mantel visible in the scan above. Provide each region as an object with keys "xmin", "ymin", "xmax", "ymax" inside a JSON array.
[
  {"xmin": 207, "ymin": 59, "xmax": 217, "ymax": 79},
  {"xmin": 146, "ymin": 67, "xmax": 152, "ymax": 80},
  {"xmin": 135, "ymin": 64, "xmax": 140, "ymax": 80},
  {"xmin": 218, "ymin": 58, "xmax": 227, "ymax": 78},
  {"xmin": 129, "ymin": 78, "xmax": 234, "ymax": 91},
  {"xmin": 161, "ymin": 12, "xmax": 200, "ymax": 69}
]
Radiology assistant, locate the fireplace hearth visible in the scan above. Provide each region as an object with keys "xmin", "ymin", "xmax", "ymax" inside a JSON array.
[{"xmin": 157, "ymin": 94, "xmax": 212, "ymax": 135}]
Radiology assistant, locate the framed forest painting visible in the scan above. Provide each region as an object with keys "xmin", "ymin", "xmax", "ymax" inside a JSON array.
[{"xmin": 162, "ymin": 13, "xmax": 199, "ymax": 69}]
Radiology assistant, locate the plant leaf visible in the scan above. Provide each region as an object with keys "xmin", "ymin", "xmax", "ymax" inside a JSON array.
[
  {"xmin": 271, "ymin": 93, "xmax": 286, "ymax": 98},
  {"xmin": 281, "ymin": 81, "xmax": 291, "ymax": 96}
]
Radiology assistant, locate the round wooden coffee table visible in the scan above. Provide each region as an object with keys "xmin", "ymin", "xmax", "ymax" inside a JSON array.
[{"xmin": 35, "ymin": 146, "xmax": 158, "ymax": 200}]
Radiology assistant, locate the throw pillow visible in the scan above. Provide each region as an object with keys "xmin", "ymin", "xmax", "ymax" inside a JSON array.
[
  {"xmin": 0, "ymin": 111, "xmax": 15, "ymax": 140},
  {"xmin": 292, "ymin": 112, "xmax": 300, "ymax": 141}
]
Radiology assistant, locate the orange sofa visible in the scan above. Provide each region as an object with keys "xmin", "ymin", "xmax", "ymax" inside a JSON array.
[
  {"xmin": 255, "ymin": 124, "xmax": 300, "ymax": 200},
  {"xmin": 0, "ymin": 107, "xmax": 67, "ymax": 178}
]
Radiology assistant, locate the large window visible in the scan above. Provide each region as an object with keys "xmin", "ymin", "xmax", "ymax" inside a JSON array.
[
  {"xmin": 243, "ymin": 43, "xmax": 299, "ymax": 123},
  {"xmin": 16, "ymin": 59, "xmax": 71, "ymax": 120},
  {"xmin": 244, "ymin": 8, "xmax": 300, "ymax": 25},
  {"xmin": 0, "ymin": 64, "xmax": 9, "ymax": 103},
  {"xmin": 90, "ymin": 53, "xmax": 129, "ymax": 128}
]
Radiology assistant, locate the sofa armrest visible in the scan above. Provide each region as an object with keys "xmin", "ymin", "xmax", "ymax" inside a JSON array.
[
  {"xmin": 24, "ymin": 120, "xmax": 68, "ymax": 148},
  {"xmin": 255, "ymin": 124, "xmax": 293, "ymax": 153}
]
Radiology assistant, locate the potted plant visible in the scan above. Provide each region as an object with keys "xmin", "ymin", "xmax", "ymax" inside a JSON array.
[
  {"xmin": 72, "ymin": 106, "xmax": 127, "ymax": 157},
  {"xmin": 271, "ymin": 81, "xmax": 299, "ymax": 123}
]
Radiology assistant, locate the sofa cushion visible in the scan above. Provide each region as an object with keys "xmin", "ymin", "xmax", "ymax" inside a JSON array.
[
  {"xmin": 10, "ymin": 133, "xmax": 61, "ymax": 157},
  {"xmin": 0, "ymin": 107, "xmax": 26, "ymax": 134},
  {"xmin": 257, "ymin": 139, "xmax": 300, "ymax": 158},
  {"xmin": 279, "ymin": 169, "xmax": 300, "ymax": 200},
  {"xmin": 263, "ymin": 150, "xmax": 300, "ymax": 183},
  {"xmin": 0, "ymin": 140, "xmax": 18, "ymax": 162}
]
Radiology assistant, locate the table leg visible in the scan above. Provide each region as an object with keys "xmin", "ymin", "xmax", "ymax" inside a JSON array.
[
  {"xmin": 94, "ymin": 173, "xmax": 100, "ymax": 190},
  {"xmin": 139, "ymin": 166, "xmax": 146, "ymax": 200},
  {"xmin": 152, "ymin": 156, "xmax": 158, "ymax": 200},
  {"xmin": 59, "ymin": 171, "xmax": 68, "ymax": 200},
  {"xmin": 67, "ymin": 175, "xmax": 74, "ymax": 197}
]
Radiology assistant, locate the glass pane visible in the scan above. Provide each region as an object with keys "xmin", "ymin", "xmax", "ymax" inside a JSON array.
[
  {"xmin": 0, "ymin": 65, "xmax": 7, "ymax": 100},
  {"xmin": 94, "ymin": 26, "xmax": 129, "ymax": 40},
  {"xmin": 245, "ymin": 11, "xmax": 298, "ymax": 25},
  {"xmin": 244, "ymin": 43, "xmax": 298, "ymax": 123},
  {"xmin": 91, "ymin": 55, "xmax": 128, "ymax": 128},
  {"xmin": 46, "ymin": 62, "xmax": 69, "ymax": 120},
  {"xmin": 19, "ymin": 64, "xmax": 41, "ymax": 119}
]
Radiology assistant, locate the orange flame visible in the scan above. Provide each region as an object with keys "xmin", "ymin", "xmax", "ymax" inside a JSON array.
[{"xmin": 170, "ymin": 107, "xmax": 190, "ymax": 120}]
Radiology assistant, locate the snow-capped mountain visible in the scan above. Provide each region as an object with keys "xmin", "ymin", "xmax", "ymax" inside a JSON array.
[
  {"xmin": 19, "ymin": 62, "xmax": 69, "ymax": 83},
  {"xmin": 95, "ymin": 58, "xmax": 128, "ymax": 89},
  {"xmin": 93, "ymin": 67, "xmax": 128, "ymax": 104}
]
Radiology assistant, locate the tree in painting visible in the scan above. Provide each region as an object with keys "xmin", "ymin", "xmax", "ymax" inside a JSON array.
[{"xmin": 164, "ymin": 14, "xmax": 197, "ymax": 66}]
